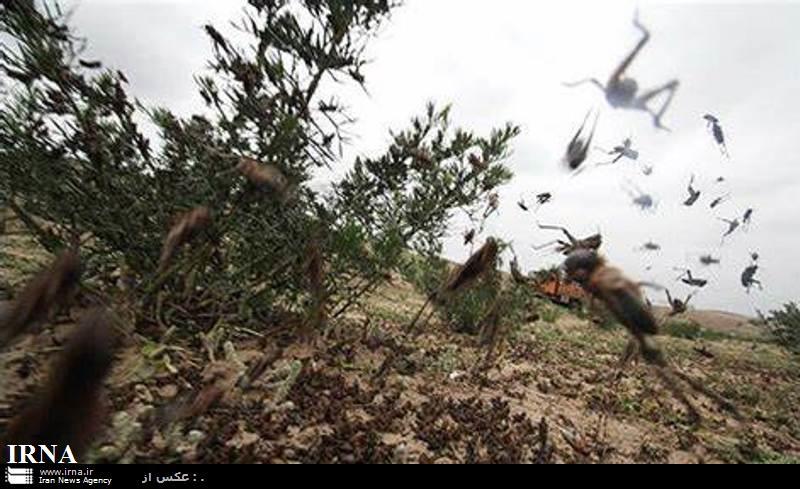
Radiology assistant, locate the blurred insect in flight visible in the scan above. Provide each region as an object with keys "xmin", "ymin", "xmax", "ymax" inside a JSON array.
[
  {"xmin": 564, "ymin": 12, "xmax": 679, "ymax": 131},
  {"xmin": 563, "ymin": 250, "xmax": 740, "ymax": 424}
]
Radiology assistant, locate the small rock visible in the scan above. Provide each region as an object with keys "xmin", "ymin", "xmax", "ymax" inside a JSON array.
[
  {"xmin": 187, "ymin": 430, "xmax": 205, "ymax": 443},
  {"xmin": 262, "ymin": 399, "xmax": 277, "ymax": 413},
  {"xmin": 392, "ymin": 444, "xmax": 408, "ymax": 464},
  {"xmin": 51, "ymin": 324, "xmax": 74, "ymax": 345},
  {"xmin": 387, "ymin": 376, "xmax": 412, "ymax": 390},
  {"xmin": 158, "ymin": 384, "xmax": 178, "ymax": 399},
  {"xmin": 151, "ymin": 431, "xmax": 167, "ymax": 451},
  {"xmin": 537, "ymin": 379, "xmax": 552, "ymax": 394},
  {"xmin": 282, "ymin": 401, "xmax": 296, "ymax": 410},
  {"xmin": 176, "ymin": 430, "xmax": 206, "ymax": 462},
  {"xmin": 134, "ymin": 384, "xmax": 154, "ymax": 404},
  {"xmin": 448, "ymin": 370, "xmax": 466, "ymax": 381},
  {"xmin": 225, "ymin": 430, "xmax": 260, "ymax": 449}
]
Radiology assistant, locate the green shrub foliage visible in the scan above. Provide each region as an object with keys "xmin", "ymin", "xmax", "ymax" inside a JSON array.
[{"xmin": 0, "ymin": 1, "xmax": 518, "ymax": 332}]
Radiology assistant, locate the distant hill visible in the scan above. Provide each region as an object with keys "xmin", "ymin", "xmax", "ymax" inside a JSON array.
[{"xmin": 653, "ymin": 306, "xmax": 766, "ymax": 339}]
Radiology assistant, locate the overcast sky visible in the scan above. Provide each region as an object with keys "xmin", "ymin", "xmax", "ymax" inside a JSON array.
[{"xmin": 59, "ymin": 0, "xmax": 800, "ymax": 315}]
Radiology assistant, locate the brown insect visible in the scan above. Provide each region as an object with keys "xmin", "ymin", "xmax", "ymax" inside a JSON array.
[
  {"xmin": 533, "ymin": 222, "xmax": 602, "ymax": 256},
  {"xmin": 237, "ymin": 156, "xmax": 290, "ymax": 199},
  {"xmin": 536, "ymin": 192, "xmax": 553, "ymax": 206},
  {"xmin": 0, "ymin": 250, "xmax": 81, "ymax": 348},
  {"xmin": 718, "ymin": 217, "xmax": 740, "ymax": 243},
  {"xmin": 675, "ymin": 269, "xmax": 708, "ymax": 288},
  {"xmin": 2, "ymin": 309, "xmax": 117, "ymax": 461},
  {"xmin": 463, "ymin": 228, "xmax": 476, "ymax": 246},
  {"xmin": 564, "ymin": 250, "xmax": 658, "ymax": 337},
  {"xmin": 302, "ymin": 237, "xmax": 327, "ymax": 335},
  {"xmin": 623, "ymin": 180, "xmax": 657, "ymax": 212},
  {"xmin": 683, "ymin": 175, "xmax": 701, "ymax": 207},
  {"xmin": 444, "ymin": 238, "xmax": 499, "ymax": 293},
  {"xmin": 694, "ymin": 344, "xmax": 715, "ymax": 359},
  {"xmin": 699, "ymin": 254, "xmax": 721, "ymax": 266},
  {"xmin": 181, "ymin": 362, "xmax": 242, "ymax": 420},
  {"xmin": 468, "ymin": 153, "xmax": 488, "ymax": 172},
  {"xmin": 563, "ymin": 250, "xmax": 740, "ymax": 424},
  {"xmin": 742, "ymin": 208, "xmax": 754, "ymax": 231},
  {"xmin": 709, "ymin": 193, "xmax": 730, "ymax": 209},
  {"xmin": 741, "ymin": 264, "xmax": 762, "ymax": 293},
  {"xmin": 564, "ymin": 110, "xmax": 599, "ymax": 172},
  {"xmin": 510, "ymin": 254, "xmax": 529, "ymax": 285},
  {"xmin": 408, "ymin": 238, "xmax": 499, "ymax": 332},
  {"xmin": 406, "ymin": 147, "xmax": 434, "ymax": 168},
  {"xmin": 636, "ymin": 241, "xmax": 661, "ymax": 253},
  {"xmin": 665, "ymin": 289, "xmax": 695, "ymax": 317},
  {"xmin": 704, "ymin": 114, "xmax": 729, "ymax": 158},
  {"xmin": 477, "ymin": 298, "xmax": 505, "ymax": 370},
  {"xmin": 483, "ymin": 193, "xmax": 500, "ymax": 219},
  {"xmin": 157, "ymin": 206, "xmax": 212, "ymax": 274},
  {"xmin": 564, "ymin": 12, "xmax": 679, "ymax": 131},
  {"xmin": 596, "ymin": 137, "xmax": 639, "ymax": 166}
]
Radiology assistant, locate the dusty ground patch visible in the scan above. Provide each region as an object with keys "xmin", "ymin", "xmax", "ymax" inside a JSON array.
[{"xmin": 1, "ymin": 238, "xmax": 799, "ymax": 464}]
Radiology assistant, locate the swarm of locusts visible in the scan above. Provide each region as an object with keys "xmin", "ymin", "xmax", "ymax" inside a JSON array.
[{"xmin": 0, "ymin": 4, "xmax": 779, "ymax": 464}]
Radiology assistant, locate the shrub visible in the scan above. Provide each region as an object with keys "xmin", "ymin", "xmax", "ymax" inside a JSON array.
[
  {"xmin": 537, "ymin": 302, "xmax": 561, "ymax": 324},
  {"xmin": 662, "ymin": 319, "xmax": 729, "ymax": 341},
  {"xmin": 767, "ymin": 302, "xmax": 800, "ymax": 353},
  {"xmin": 662, "ymin": 319, "xmax": 703, "ymax": 340},
  {"xmin": 0, "ymin": 1, "xmax": 518, "ymax": 334},
  {"xmin": 402, "ymin": 243, "xmax": 532, "ymax": 335}
]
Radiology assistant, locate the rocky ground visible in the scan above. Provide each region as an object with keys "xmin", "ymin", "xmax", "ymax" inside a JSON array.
[{"xmin": 2, "ymin": 230, "xmax": 799, "ymax": 464}]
